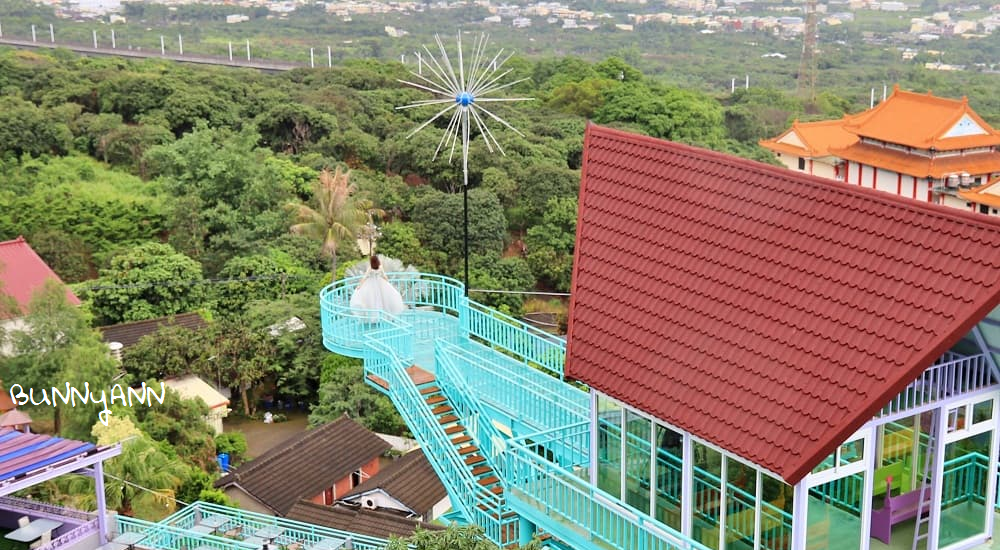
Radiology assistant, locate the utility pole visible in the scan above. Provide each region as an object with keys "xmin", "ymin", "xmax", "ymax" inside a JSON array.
[
  {"xmin": 49, "ymin": 23, "xmax": 54, "ymax": 43},
  {"xmin": 246, "ymin": 39, "xmax": 250, "ymax": 61},
  {"xmin": 796, "ymin": 0, "xmax": 818, "ymax": 102},
  {"xmin": 92, "ymin": 30, "xmax": 97, "ymax": 48},
  {"xmin": 328, "ymin": 45, "xmax": 332, "ymax": 67},
  {"xmin": 31, "ymin": 24, "xmax": 36, "ymax": 42},
  {"xmin": 178, "ymin": 34, "xmax": 183, "ymax": 55},
  {"xmin": 160, "ymin": 35, "xmax": 165, "ymax": 55},
  {"xmin": 111, "ymin": 29, "xmax": 116, "ymax": 49},
  {"xmin": 310, "ymin": 47, "xmax": 314, "ymax": 68},
  {"xmin": 228, "ymin": 41, "xmax": 233, "ymax": 61}
]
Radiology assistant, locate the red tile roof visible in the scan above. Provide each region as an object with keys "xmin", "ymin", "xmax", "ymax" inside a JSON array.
[
  {"xmin": 0, "ymin": 236, "xmax": 80, "ymax": 317},
  {"xmin": 566, "ymin": 124, "xmax": 1000, "ymax": 484}
]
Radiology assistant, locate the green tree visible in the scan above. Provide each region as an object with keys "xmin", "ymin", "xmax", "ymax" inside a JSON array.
[
  {"xmin": 289, "ymin": 166, "xmax": 368, "ymax": 280},
  {"xmin": 208, "ymin": 320, "xmax": 278, "ymax": 416},
  {"xmin": 524, "ymin": 197, "xmax": 577, "ymax": 292},
  {"xmin": 308, "ymin": 354, "xmax": 407, "ymax": 436},
  {"xmin": 410, "ymin": 188, "xmax": 507, "ymax": 272},
  {"xmin": 1, "ymin": 279, "xmax": 114, "ymax": 438},
  {"xmin": 0, "ymin": 96, "xmax": 72, "ymax": 157},
  {"xmin": 122, "ymin": 323, "xmax": 213, "ymax": 382},
  {"xmin": 386, "ymin": 525, "xmax": 540, "ymax": 550},
  {"xmin": 84, "ymin": 243, "xmax": 205, "ymax": 325},
  {"xmin": 133, "ymin": 386, "xmax": 218, "ymax": 471},
  {"xmin": 71, "ymin": 420, "xmax": 189, "ymax": 520}
]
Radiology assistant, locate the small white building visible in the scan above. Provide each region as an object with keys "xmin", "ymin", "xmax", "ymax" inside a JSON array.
[{"xmin": 164, "ymin": 375, "xmax": 231, "ymax": 434}]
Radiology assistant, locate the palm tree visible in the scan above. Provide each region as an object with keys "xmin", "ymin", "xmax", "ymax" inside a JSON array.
[
  {"xmin": 65, "ymin": 436, "xmax": 188, "ymax": 520},
  {"xmin": 289, "ymin": 166, "xmax": 368, "ymax": 281}
]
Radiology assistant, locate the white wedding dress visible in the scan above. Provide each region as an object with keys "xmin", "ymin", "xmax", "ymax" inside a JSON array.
[{"xmin": 350, "ymin": 267, "xmax": 406, "ymax": 318}]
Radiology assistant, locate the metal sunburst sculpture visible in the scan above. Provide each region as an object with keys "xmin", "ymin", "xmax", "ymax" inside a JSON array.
[{"xmin": 397, "ymin": 32, "xmax": 532, "ymax": 296}]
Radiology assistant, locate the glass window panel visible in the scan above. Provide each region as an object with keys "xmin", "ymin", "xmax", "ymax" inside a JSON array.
[
  {"xmin": 811, "ymin": 451, "xmax": 834, "ymax": 474},
  {"xmin": 939, "ymin": 431, "xmax": 992, "ymax": 547},
  {"xmin": 807, "ymin": 475, "xmax": 862, "ymax": 550},
  {"xmin": 597, "ymin": 395, "xmax": 622, "ymax": 498},
  {"xmin": 624, "ymin": 410, "xmax": 651, "ymax": 514},
  {"xmin": 973, "ymin": 399, "xmax": 993, "ymax": 425},
  {"xmin": 654, "ymin": 424, "xmax": 682, "ymax": 531},
  {"xmin": 877, "ymin": 417, "xmax": 917, "ymax": 496},
  {"xmin": 948, "ymin": 406, "xmax": 967, "ymax": 433},
  {"xmin": 725, "ymin": 460, "xmax": 756, "ymax": 549},
  {"xmin": 838, "ymin": 438, "xmax": 864, "ymax": 466},
  {"xmin": 760, "ymin": 474, "xmax": 793, "ymax": 550},
  {"xmin": 693, "ymin": 442, "xmax": 722, "ymax": 549}
]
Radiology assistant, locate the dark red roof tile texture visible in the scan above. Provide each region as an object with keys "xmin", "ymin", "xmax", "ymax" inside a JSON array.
[{"xmin": 566, "ymin": 124, "xmax": 1000, "ymax": 484}]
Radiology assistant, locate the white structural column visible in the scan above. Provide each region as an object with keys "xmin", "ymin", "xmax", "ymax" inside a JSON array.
[
  {"xmin": 589, "ymin": 390, "xmax": 598, "ymax": 486},
  {"xmin": 928, "ymin": 406, "xmax": 947, "ymax": 550},
  {"xmin": 94, "ymin": 461, "xmax": 109, "ymax": 545},
  {"xmin": 681, "ymin": 432, "xmax": 693, "ymax": 537},
  {"xmin": 791, "ymin": 482, "xmax": 808, "ymax": 550}
]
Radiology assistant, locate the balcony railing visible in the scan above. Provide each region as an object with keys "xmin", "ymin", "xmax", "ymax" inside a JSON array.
[
  {"xmin": 435, "ymin": 341, "xmax": 587, "ymax": 434},
  {"xmin": 0, "ymin": 496, "xmax": 95, "ymax": 522},
  {"xmin": 878, "ymin": 352, "xmax": 994, "ymax": 418},
  {"xmin": 465, "ymin": 301, "xmax": 566, "ymax": 379}
]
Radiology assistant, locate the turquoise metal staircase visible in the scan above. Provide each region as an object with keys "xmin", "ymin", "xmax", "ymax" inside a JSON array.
[{"xmin": 320, "ymin": 273, "xmax": 708, "ymax": 550}]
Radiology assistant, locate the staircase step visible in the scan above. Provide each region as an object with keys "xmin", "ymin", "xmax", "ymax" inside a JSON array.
[
  {"xmin": 465, "ymin": 455, "xmax": 486, "ymax": 466},
  {"xmin": 425, "ymin": 395, "xmax": 447, "ymax": 405},
  {"xmin": 471, "ymin": 465, "xmax": 492, "ymax": 476},
  {"xmin": 457, "ymin": 445, "xmax": 479, "ymax": 455},
  {"xmin": 490, "ymin": 486, "xmax": 504, "ymax": 495},
  {"xmin": 432, "ymin": 404, "xmax": 453, "ymax": 415},
  {"xmin": 451, "ymin": 435, "xmax": 472, "ymax": 445},
  {"xmin": 419, "ymin": 386, "xmax": 441, "ymax": 395},
  {"xmin": 438, "ymin": 414, "xmax": 459, "ymax": 425},
  {"xmin": 478, "ymin": 475, "xmax": 500, "ymax": 486},
  {"xmin": 444, "ymin": 425, "xmax": 465, "ymax": 435},
  {"xmin": 366, "ymin": 374, "xmax": 389, "ymax": 391}
]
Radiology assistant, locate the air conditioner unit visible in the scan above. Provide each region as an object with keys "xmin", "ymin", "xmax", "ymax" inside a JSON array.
[
  {"xmin": 946, "ymin": 174, "xmax": 960, "ymax": 188},
  {"xmin": 961, "ymin": 172, "xmax": 973, "ymax": 186},
  {"xmin": 362, "ymin": 498, "xmax": 377, "ymax": 510}
]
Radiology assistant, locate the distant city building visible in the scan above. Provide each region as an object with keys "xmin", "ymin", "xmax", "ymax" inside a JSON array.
[{"xmin": 226, "ymin": 14, "xmax": 250, "ymax": 23}]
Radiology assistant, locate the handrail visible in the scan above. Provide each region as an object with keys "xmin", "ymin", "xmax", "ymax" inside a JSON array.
[
  {"xmin": 362, "ymin": 338, "xmax": 515, "ymax": 544},
  {"xmin": 436, "ymin": 340, "xmax": 587, "ymax": 433},
  {"xmin": 0, "ymin": 496, "xmax": 96, "ymax": 522},
  {"xmin": 500, "ymin": 433, "xmax": 712, "ymax": 550},
  {"xmin": 436, "ymin": 344, "xmax": 512, "ymax": 472},
  {"xmin": 36, "ymin": 518, "xmax": 99, "ymax": 550},
  {"xmin": 465, "ymin": 299, "xmax": 566, "ymax": 379}
]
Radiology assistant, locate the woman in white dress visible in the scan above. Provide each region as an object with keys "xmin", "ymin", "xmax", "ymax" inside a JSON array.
[{"xmin": 350, "ymin": 255, "xmax": 406, "ymax": 317}]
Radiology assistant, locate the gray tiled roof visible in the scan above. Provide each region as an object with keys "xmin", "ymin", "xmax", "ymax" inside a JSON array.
[
  {"xmin": 215, "ymin": 415, "xmax": 391, "ymax": 515},
  {"xmin": 339, "ymin": 448, "xmax": 447, "ymax": 519},
  {"xmin": 286, "ymin": 501, "xmax": 444, "ymax": 539}
]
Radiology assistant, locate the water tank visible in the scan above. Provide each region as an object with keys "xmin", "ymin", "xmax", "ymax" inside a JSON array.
[{"xmin": 217, "ymin": 453, "xmax": 230, "ymax": 472}]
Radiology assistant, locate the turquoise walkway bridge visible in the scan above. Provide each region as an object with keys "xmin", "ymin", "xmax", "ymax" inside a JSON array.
[{"xmin": 320, "ymin": 272, "xmax": 708, "ymax": 550}]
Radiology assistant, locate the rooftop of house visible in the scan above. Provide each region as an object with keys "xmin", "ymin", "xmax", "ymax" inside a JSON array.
[
  {"xmin": 758, "ymin": 118, "xmax": 859, "ymax": 158},
  {"xmin": 959, "ymin": 177, "xmax": 1000, "ymax": 208},
  {"xmin": 214, "ymin": 415, "xmax": 391, "ymax": 515},
  {"xmin": 0, "ymin": 382, "xmax": 14, "ymax": 413},
  {"xmin": 761, "ymin": 86, "xmax": 1000, "ymax": 162},
  {"xmin": 0, "ymin": 236, "xmax": 80, "ymax": 319},
  {"xmin": 566, "ymin": 123, "xmax": 1000, "ymax": 484},
  {"xmin": 842, "ymin": 86, "xmax": 1000, "ymax": 151},
  {"xmin": 285, "ymin": 500, "xmax": 444, "ymax": 539},
  {"xmin": 0, "ymin": 428, "xmax": 106, "ymax": 495},
  {"xmin": 163, "ymin": 374, "xmax": 229, "ymax": 410},
  {"xmin": 98, "ymin": 312, "xmax": 208, "ymax": 350},
  {"xmin": 339, "ymin": 448, "xmax": 447, "ymax": 517}
]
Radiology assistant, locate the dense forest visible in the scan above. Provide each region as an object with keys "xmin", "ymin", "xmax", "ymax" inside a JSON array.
[{"xmin": 0, "ymin": 31, "xmax": 989, "ymax": 522}]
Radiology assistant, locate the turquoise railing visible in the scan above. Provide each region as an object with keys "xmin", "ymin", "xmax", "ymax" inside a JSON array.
[
  {"xmin": 498, "ymin": 423, "xmax": 710, "ymax": 550},
  {"xmin": 436, "ymin": 340, "xmax": 587, "ymax": 434},
  {"xmin": 361, "ymin": 338, "xmax": 517, "ymax": 545},
  {"xmin": 942, "ymin": 452, "xmax": 990, "ymax": 507},
  {"xmin": 319, "ymin": 272, "xmax": 464, "ymax": 358},
  {"xmin": 435, "ymin": 342, "xmax": 512, "ymax": 469},
  {"xmin": 465, "ymin": 300, "xmax": 566, "ymax": 379},
  {"xmin": 118, "ymin": 504, "xmax": 390, "ymax": 550}
]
